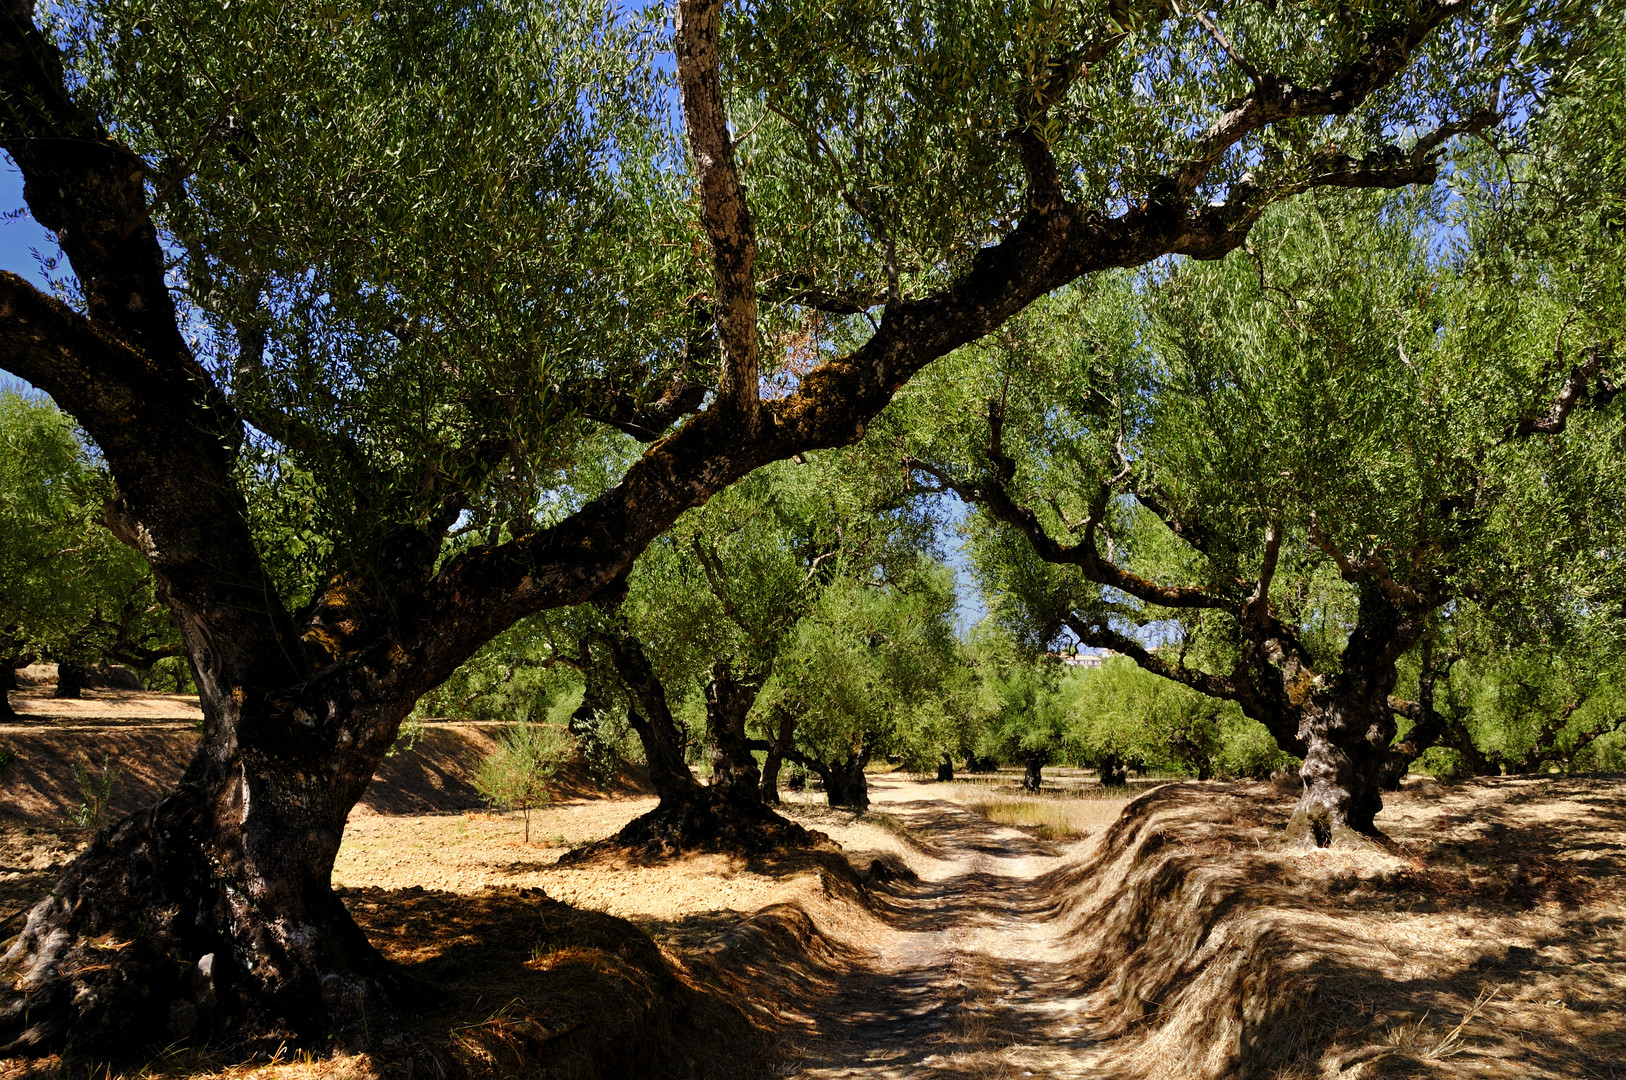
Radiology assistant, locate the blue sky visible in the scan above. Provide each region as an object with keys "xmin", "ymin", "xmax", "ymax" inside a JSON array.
[{"xmin": 1, "ymin": 155, "xmax": 58, "ymax": 291}]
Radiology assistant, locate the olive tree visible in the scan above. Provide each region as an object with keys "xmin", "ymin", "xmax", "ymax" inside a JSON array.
[
  {"xmin": 0, "ymin": 391, "xmax": 174, "ymax": 711},
  {"xmin": 0, "ymin": 0, "xmax": 1576, "ymax": 1056},
  {"xmin": 906, "ymin": 178, "xmax": 1623, "ymax": 846}
]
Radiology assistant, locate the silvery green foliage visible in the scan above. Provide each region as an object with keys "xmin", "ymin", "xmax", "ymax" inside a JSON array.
[{"xmin": 55, "ymin": 0, "xmax": 686, "ymax": 589}]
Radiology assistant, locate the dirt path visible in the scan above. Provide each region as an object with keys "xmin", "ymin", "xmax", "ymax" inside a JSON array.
[{"xmin": 784, "ymin": 776, "xmax": 1107, "ymax": 1079}]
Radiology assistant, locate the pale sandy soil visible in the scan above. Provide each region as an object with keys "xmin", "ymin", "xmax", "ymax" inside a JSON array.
[
  {"xmin": 5, "ymin": 689, "xmax": 202, "ymax": 726},
  {"xmin": 3, "ymin": 693, "xmax": 1622, "ymax": 1080},
  {"xmin": 331, "ymin": 787, "xmax": 939, "ymax": 923}
]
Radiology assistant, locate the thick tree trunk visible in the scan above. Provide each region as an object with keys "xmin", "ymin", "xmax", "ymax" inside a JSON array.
[
  {"xmin": 1, "ymin": 690, "xmax": 414, "ymax": 1058},
  {"xmin": 818, "ymin": 751, "xmax": 870, "ymax": 811},
  {"xmin": 0, "ymin": 662, "xmax": 17, "ymax": 722},
  {"xmin": 936, "ymin": 754, "xmax": 954, "ymax": 782},
  {"xmin": 1286, "ymin": 694, "xmax": 1399, "ymax": 847},
  {"xmin": 52, "ymin": 661, "xmax": 88, "ymax": 700},
  {"xmin": 1097, "ymin": 754, "xmax": 1128, "ymax": 788},
  {"xmin": 758, "ymin": 706, "xmax": 797, "ymax": 804},
  {"xmin": 704, "ymin": 661, "xmax": 762, "ymax": 808},
  {"xmin": 1277, "ymin": 586, "xmax": 1427, "ymax": 849},
  {"xmin": 593, "ymin": 635, "xmax": 818, "ymax": 853},
  {"xmin": 599, "ymin": 631, "xmax": 702, "ymax": 810},
  {"xmin": 1020, "ymin": 756, "xmax": 1044, "ymax": 792}
]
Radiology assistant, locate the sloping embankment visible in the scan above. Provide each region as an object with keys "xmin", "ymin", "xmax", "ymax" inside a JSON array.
[
  {"xmin": 1049, "ymin": 777, "xmax": 1626, "ymax": 1079},
  {"xmin": 0, "ymin": 722, "xmax": 645, "ymax": 826}
]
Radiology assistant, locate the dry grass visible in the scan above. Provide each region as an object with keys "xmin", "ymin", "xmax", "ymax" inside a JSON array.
[
  {"xmin": 961, "ymin": 795, "xmax": 1129, "ymax": 840},
  {"xmin": 7, "ymin": 766, "xmax": 1625, "ymax": 1080},
  {"xmin": 1049, "ymin": 775, "xmax": 1626, "ymax": 1080},
  {"xmin": 940, "ymin": 776, "xmax": 1136, "ymax": 843}
]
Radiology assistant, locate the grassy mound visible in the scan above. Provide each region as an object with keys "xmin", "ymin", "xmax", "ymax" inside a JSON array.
[{"xmin": 1053, "ymin": 777, "xmax": 1626, "ymax": 1079}]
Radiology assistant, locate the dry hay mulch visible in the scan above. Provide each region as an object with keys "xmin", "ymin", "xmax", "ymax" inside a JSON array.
[
  {"xmin": 1045, "ymin": 774, "xmax": 1626, "ymax": 1080},
  {"xmin": 1, "ymin": 884, "xmax": 780, "ymax": 1080}
]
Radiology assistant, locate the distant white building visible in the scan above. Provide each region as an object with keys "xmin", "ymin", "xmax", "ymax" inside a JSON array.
[{"xmin": 1046, "ymin": 651, "xmax": 1110, "ymax": 670}]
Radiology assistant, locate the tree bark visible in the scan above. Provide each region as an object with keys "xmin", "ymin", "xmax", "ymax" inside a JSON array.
[
  {"xmin": 1283, "ymin": 590, "xmax": 1416, "ymax": 848},
  {"xmin": 936, "ymin": 754, "xmax": 954, "ymax": 782},
  {"xmin": 758, "ymin": 706, "xmax": 797, "ymax": 804},
  {"xmin": 598, "ymin": 631, "xmax": 703, "ymax": 811},
  {"xmin": 704, "ymin": 661, "xmax": 763, "ymax": 808},
  {"xmin": 3, "ymin": 688, "xmax": 417, "ymax": 1057},
  {"xmin": 819, "ymin": 753, "xmax": 870, "ymax": 811},
  {"xmin": 52, "ymin": 661, "xmax": 88, "ymax": 700},
  {"xmin": 0, "ymin": 662, "xmax": 17, "ymax": 721},
  {"xmin": 1097, "ymin": 755, "xmax": 1128, "ymax": 788},
  {"xmin": 589, "ymin": 632, "xmax": 819, "ymax": 854},
  {"xmin": 1021, "ymin": 756, "xmax": 1044, "ymax": 792}
]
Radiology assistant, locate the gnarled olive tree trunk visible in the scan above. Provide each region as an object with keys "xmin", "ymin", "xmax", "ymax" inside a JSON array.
[
  {"xmin": 1020, "ymin": 754, "xmax": 1045, "ymax": 792},
  {"xmin": 757, "ymin": 705, "xmax": 798, "ymax": 803},
  {"xmin": 791, "ymin": 749, "xmax": 870, "ymax": 811},
  {"xmin": 0, "ymin": 662, "xmax": 18, "ymax": 721},
  {"xmin": 1281, "ymin": 591, "xmax": 1419, "ymax": 847},
  {"xmin": 592, "ymin": 632, "xmax": 817, "ymax": 852},
  {"xmin": 1095, "ymin": 754, "xmax": 1128, "ymax": 788},
  {"xmin": 3, "ymin": 659, "xmax": 421, "ymax": 1056},
  {"xmin": 51, "ymin": 660, "xmax": 87, "ymax": 700},
  {"xmin": 704, "ymin": 661, "xmax": 764, "ymax": 807}
]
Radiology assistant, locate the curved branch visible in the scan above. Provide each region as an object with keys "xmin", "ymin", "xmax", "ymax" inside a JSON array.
[
  {"xmin": 904, "ymin": 454, "xmax": 1226, "ymax": 611},
  {"xmin": 0, "ymin": 272, "xmax": 301, "ymax": 689},
  {"xmin": 1510, "ymin": 343, "xmax": 1618, "ymax": 439},
  {"xmin": 1174, "ymin": 2, "xmax": 1469, "ymax": 198},
  {"xmin": 676, "ymin": 0, "xmax": 760, "ymax": 432}
]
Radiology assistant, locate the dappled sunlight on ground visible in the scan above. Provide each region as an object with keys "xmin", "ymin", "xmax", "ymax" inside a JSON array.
[{"xmin": 5, "ymin": 743, "xmax": 1624, "ymax": 1079}]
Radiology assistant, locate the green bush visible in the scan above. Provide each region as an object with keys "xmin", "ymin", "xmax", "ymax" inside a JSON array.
[
  {"xmin": 68, "ymin": 752, "xmax": 121, "ymax": 829},
  {"xmin": 473, "ymin": 722, "xmax": 571, "ymax": 843}
]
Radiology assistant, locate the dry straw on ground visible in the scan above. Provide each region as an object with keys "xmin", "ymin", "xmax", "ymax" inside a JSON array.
[
  {"xmin": 4, "ymin": 701, "xmax": 1623, "ymax": 1080},
  {"xmin": 1049, "ymin": 776, "xmax": 1626, "ymax": 1079}
]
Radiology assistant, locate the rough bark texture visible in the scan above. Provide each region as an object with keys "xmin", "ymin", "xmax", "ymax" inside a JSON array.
[
  {"xmin": 2, "ymin": 688, "xmax": 421, "ymax": 1056},
  {"xmin": 0, "ymin": 662, "xmax": 16, "ymax": 721},
  {"xmin": 757, "ymin": 707, "xmax": 797, "ymax": 804},
  {"xmin": 1097, "ymin": 755, "xmax": 1129, "ymax": 788},
  {"xmin": 0, "ymin": 0, "xmax": 1494, "ymax": 1052},
  {"xmin": 704, "ymin": 662, "xmax": 764, "ymax": 808},
  {"xmin": 586, "ymin": 632, "xmax": 821, "ymax": 855},
  {"xmin": 815, "ymin": 753, "xmax": 871, "ymax": 811}
]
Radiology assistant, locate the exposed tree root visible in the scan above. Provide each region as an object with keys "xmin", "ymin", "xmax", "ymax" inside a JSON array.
[
  {"xmin": 0, "ymin": 791, "xmax": 410, "ymax": 1063},
  {"xmin": 559, "ymin": 791, "xmax": 835, "ymax": 863}
]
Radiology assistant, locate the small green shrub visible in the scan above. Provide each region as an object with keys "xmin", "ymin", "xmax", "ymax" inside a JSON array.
[
  {"xmin": 69, "ymin": 752, "xmax": 121, "ymax": 829},
  {"xmin": 0, "ymin": 744, "xmax": 15, "ymax": 770},
  {"xmin": 474, "ymin": 722, "xmax": 570, "ymax": 843},
  {"xmin": 389, "ymin": 715, "xmax": 429, "ymax": 758}
]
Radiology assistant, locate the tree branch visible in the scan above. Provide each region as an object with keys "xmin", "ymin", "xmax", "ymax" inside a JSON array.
[
  {"xmin": 1173, "ymin": 2, "xmax": 1469, "ymax": 199},
  {"xmin": 675, "ymin": 0, "xmax": 760, "ymax": 433},
  {"xmin": 0, "ymin": 271, "xmax": 302, "ymax": 690},
  {"xmin": 580, "ymin": 377, "xmax": 709, "ymax": 442},
  {"xmin": 902, "ymin": 450, "xmax": 1226, "ymax": 611},
  {"xmin": 1509, "ymin": 343, "xmax": 1618, "ymax": 439},
  {"xmin": 1306, "ymin": 513, "xmax": 1432, "ymax": 609}
]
